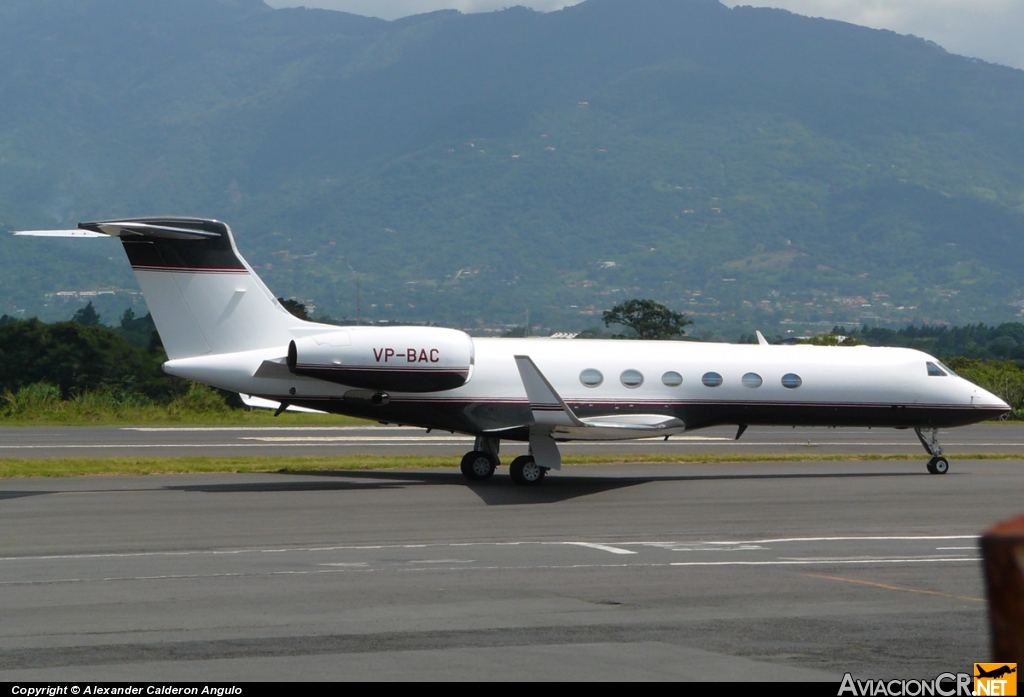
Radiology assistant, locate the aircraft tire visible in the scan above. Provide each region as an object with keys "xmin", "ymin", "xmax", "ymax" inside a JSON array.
[
  {"xmin": 509, "ymin": 455, "xmax": 546, "ymax": 485},
  {"xmin": 460, "ymin": 451, "xmax": 497, "ymax": 481},
  {"xmin": 928, "ymin": 456, "xmax": 949, "ymax": 475}
]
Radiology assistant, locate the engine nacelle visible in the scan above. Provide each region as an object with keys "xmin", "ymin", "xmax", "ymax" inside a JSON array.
[{"xmin": 288, "ymin": 326, "xmax": 474, "ymax": 393}]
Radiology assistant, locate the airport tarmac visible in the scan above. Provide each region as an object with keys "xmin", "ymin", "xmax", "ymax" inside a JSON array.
[
  {"xmin": 1, "ymin": 429, "xmax": 1022, "ymax": 681},
  {"xmin": 2, "ymin": 422, "xmax": 1024, "ymax": 459}
]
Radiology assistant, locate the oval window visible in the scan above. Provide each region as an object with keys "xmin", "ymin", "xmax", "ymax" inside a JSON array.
[
  {"xmin": 620, "ymin": 369, "xmax": 644, "ymax": 388},
  {"xmin": 702, "ymin": 372, "xmax": 723, "ymax": 387},
  {"xmin": 662, "ymin": 371, "xmax": 683, "ymax": 387},
  {"xmin": 579, "ymin": 369, "xmax": 603, "ymax": 387},
  {"xmin": 781, "ymin": 373, "xmax": 802, "ymax": 389},
  {"xmin": 742, "ymin": 372, "xmax": 763, "ymax": 388}
]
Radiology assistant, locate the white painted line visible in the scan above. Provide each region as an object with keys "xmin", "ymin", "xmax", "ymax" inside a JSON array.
[
  {"xmin": 559, "ymin": 542, "xmax": 638, "ymax": 555},
  {"xmin": 241, "ymin": 436, "xmax": 473, "ymax": 442},
  {"xmin": 670, "ymin": 557, "xmax": 980, "ymax": 567},
  {"xmin": 123, "ymin": 427, "xmax": 410, "ymax": 432},
  {"xmin": 0, "ymin": 535, "xmax": 979, "ymax": 564},
  {"xmin": 635, "ymin": 535, "xmax": 979, "ymax": 546}
]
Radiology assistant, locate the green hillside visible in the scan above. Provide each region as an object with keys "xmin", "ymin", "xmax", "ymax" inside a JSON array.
[{"xmin": 1, "ymin": 0, "xmax": 1023, "ymax": 338}]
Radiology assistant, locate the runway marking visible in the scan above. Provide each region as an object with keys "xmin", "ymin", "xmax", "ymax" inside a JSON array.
[
  {"xmin": 123, "ymin": 427, "xmax": 403, "ymax": 432},
  {"xmin": 803, "ymin": 573, "xmax": 985, "ymax": 602},
  {"xmin": 671, "ymin": 535, "xmax": 978, "ymax": 545},
  {"xmin": 242, "ymin": 436, "xmax": 473, "ymax": 442},
  {"xmin": 2, "ymin": 441, "xmax": 1020, "ymax": 452},
  {"xmin": 410, "ymin": 559, "xmax": 475, "ymax": 564},
  {"xmin": 560, "ymin": 542, "xmax": 638, "ymax": 555},
  {"xmin": 0, "ymin": 535, "xmax": 980, "ymax": 563},
  {"xmin": 0, "ymin": 557, "xmax": 985, "ymax": 588},
  {"xmin": 669, "ymin": 557, "xmax": 979, "ymax": 567}
]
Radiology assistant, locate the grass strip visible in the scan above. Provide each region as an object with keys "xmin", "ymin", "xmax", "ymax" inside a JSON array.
[
  {"xmin": 0, "ymin": 412, "xmax": 374, "ymax": 427},
  {"xmin": 0, "ymin": 452, "xmax": 1020, "ymax": 478}
]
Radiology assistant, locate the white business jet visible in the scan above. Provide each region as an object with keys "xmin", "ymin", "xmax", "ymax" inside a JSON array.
[{"xmin": 17, "ymin": 218, "xmax": 1009, "ymax": 484}]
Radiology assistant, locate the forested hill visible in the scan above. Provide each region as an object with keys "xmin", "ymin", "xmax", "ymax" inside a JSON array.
[{"xmin": 1, "ymin": 0, "xmax": 1023, "ymax": 338}]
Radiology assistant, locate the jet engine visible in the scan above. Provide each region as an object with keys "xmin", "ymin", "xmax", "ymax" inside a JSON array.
[{"xmin": 287, "ymin": 326, "xmax": 474, "ymax": 393}]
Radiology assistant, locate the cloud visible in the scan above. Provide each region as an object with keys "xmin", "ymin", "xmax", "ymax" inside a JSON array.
[
  {"xmin": 264, "ymin": 0, "xmax": 1024, "ymax": 69},
  {"xmin": 730, "ymin": 1, "xmax": 1024, "ymax": 69}
]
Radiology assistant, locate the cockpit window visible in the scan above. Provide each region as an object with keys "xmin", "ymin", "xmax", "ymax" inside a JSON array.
[
  {"xmin": 926, "ymin": 362, "xmax": 947, "ymax": 377},
  {"xmin": 937, "ymin": 360, "xmax": 958, "ymax": 377}
]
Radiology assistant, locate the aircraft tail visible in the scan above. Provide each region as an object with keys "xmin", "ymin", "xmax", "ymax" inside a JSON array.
[{"xmin": 53, "ymin": 218, "xmax": 310, "ymax": 359}]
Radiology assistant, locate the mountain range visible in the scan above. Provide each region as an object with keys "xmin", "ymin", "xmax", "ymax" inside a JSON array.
[{"xmin": 1, "ymin": 0, "xmax": 1022, "ymax": 338}]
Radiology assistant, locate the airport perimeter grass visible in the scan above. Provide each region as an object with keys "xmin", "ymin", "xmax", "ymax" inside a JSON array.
[
  {"xmin": 0, "ymin": 452, "xmax": 1019, "ymax": 478},
  {"xmin": 0, "ymin": 410, "xmax": 373, "ymax": 427}
]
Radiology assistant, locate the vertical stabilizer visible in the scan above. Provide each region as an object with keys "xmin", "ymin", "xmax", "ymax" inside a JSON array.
[{"xmin": 76, "ymin": 218, "xmax": 310, "ymax": 359}]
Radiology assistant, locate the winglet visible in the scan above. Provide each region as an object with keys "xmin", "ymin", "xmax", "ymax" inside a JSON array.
[
  {"xmin": 755, "ymin": 330, "xmax": 769, "ymax": 346},
  {"xmin": 514, "ymin": 355, "xmax": 582, "ymax": 427}
]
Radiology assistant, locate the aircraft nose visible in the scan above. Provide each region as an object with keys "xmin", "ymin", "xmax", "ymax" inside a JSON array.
[{"xmin": 974, "ymin": 386, "xmax": 1010, "ymax": 413}]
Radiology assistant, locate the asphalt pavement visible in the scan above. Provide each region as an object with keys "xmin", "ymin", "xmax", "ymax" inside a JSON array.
[
  {"xmin": 1, "ymin": 431, "xmax": 1021, "ymax": 681},
  {"xmin": 2, "ymin": 422, "xmax": 1024, "ymax": 459}
]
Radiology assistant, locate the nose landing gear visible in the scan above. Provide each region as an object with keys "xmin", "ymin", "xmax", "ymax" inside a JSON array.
[{"xmin": 915, "ymin": 427, "xmax": 949, "ymax": 475}]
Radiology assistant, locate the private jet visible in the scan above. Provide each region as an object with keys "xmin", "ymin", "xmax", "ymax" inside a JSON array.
[{"xmin": 16, "ymin": 218, "xmax": 1010, "ymax": 484}]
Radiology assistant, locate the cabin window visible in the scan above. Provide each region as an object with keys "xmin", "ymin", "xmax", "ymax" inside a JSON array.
[
  {"xmin": 580, "ymin": 369, "xmax": 603, "ymax": 387},
  {"xmin": 620, "ymin": 369, "xmax": 644, "ymax": 388},
  {"xmin": 702, "ymin": 372, "xmax": 723, "ymax": 387},
  {"xmin": 781, "ymin": 373, "xmax": 802, "ymax": 389},
  {"xmin": 926, "ymin": 362, "xmax": 947, "ymax": 377},
  {"xmin": 742, "ymin": 372, "xmax": 763, "ymax": 388},
  {"xmin": 662, "ymin": 371, "xmax": 683, "ymax": 387}
]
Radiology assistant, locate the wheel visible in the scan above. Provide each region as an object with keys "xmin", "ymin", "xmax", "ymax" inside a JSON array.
[
  {"xmin": 509, "ymin": 455, "xmax": 546, "ymax": 485},
  {"xmin": 929, "ymin": 456, "xmax": 949, "ymax": 475},
  {"xmin": 926, "ymin": 458, "xmax": 937, "ymax": 474},
  {"xmin": 460, "ymin": 451, "xmax": 497, "ymax": 481}
]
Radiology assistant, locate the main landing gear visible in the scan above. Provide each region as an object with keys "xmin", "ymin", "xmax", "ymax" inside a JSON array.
[
  {"xmin": 460, "ymin": 435, "xmax": 499, "ymax": 480},
  {"xmin": 460, "ymin": 436, "xmax": 549, "ymax": 485},
  {"xmin": 509, "ymin": 455, "xmax": 546, "ymax": 485},
  {"xmin": 915, "ymin": 427, "xmax": 949, "ymax": 475}
]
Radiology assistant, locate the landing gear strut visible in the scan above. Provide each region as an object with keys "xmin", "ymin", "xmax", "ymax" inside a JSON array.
[
  {"xmin": 915, "ymin": 427, "xmax": 949, "ymax": 475},
  {"xmin": 460, "ymin": 436, "xmax": 500, "ymax": 481}
]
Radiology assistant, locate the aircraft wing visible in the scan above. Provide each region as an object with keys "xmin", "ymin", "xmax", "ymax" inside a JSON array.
[{"xmin": 514, "ymin": 355, "xmax": 685, "ymax": 442}]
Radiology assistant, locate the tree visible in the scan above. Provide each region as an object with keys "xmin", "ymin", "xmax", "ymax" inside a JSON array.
[
  {"xmin": 72, "ymin": 301, "xmax": 102, "ymax": 326},
  {"xmin": 602, "ymin": 299, "xmax": 692, "ymax": 340},
  {"xmin": 119, "ymin": 308, "xmax": 135, "ymax": 328},
  {"xmin": 278, "ymin": 297, "xmax": 310, "ymax": 321}
]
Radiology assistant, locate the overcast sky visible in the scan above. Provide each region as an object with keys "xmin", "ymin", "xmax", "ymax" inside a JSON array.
[{"xmin": 264, "ymin": 0, "xmax": 1024, "ymax": 70}]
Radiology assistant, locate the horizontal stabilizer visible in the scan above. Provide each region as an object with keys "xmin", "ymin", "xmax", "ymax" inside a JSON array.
[
  {"xmin": 80, "ymin": 220, "xmax": 222, "ymax": 240},
  {"xmin": 14, "ymin": 229, "xmax": 108, "ymax": 238},
  {"xmin": 239, "ymin": 394, "xmax": 326, "ymax": 414}
]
